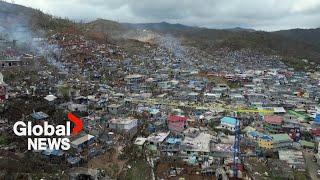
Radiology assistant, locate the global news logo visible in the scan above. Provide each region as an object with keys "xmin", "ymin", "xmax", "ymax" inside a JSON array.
[{"xmin": 13, "ymin": 112, "xmax": 83, "ymax": 150}]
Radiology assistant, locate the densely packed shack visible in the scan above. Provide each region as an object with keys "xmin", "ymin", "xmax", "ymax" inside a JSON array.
[{"xmin": 1, "ymin": 24, "xmax": 320, "ymax": 180}]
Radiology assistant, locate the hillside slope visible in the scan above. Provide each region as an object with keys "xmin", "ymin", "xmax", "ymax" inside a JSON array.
[
  {"xmin": 1, "ymin": 1, "xmax": 319, "ymax": 69},
  {"xmin": 274, "ymin": 28, "xmax": 320, "ymax": 49}
]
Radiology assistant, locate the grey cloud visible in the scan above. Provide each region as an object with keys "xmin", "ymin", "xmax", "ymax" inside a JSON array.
[{"xmin": 14, "ymin": 0, "xmax": 320, "ymax": 31}]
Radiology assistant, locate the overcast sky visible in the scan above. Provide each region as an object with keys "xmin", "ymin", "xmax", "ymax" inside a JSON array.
[{"xmin": 13, "ymin": 0, "xmax": 320, "ymax": 31}]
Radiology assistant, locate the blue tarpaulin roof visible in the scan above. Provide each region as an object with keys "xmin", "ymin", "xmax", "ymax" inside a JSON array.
[
  {"xmin": 42, "ymin": 149, "xmax": 64, "ymax": 156},
  {"xmin": 149, "ymin": 108, "xmax": 160, "ymax": 115},
  {"xmin": 315, "ymin": 113, "xmax": 320, "ymax": 124},
  {"xmin": 166, "ymin": 137, "xmax": 181, "ymax": 144},
  {"xmin": 221, "ymin": 117, "xmax": 238, "ymax": 125},
  {"xmin": 248, "ymin": 131, "xmax": 259, "ymax": 138},
  {"xmin": 67, "ymin": 156, "xmax": 81, "ymax": 164},
  {"xmin": 31, "ymin": 111, "xmax": 49, "ymax": 120},
  {"xmin": 260, "ymin": 135, "xmax": 272, "ymax": 141},
  {"xmin": 188, "ymin": 155, "xmax": 197, "ymax": 164}
]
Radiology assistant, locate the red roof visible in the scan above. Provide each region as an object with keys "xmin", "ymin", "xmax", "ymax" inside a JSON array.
[
  {"xmin": 264, "ymin": 115, "xmax": 283, "ymax": 125},
  {"xmin": 167, "ymin": 115, "xmax": 187, "ymax": 122},
  {"xmin": 311, "ymin": 129, "xmax": 320, "ymax": 136}
]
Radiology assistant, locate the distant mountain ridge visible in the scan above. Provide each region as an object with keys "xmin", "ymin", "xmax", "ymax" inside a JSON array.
[
  {"xmin": 122, "ymin": 21, "xmax": 196, "ymax": 31},
  {"xmin": 1, "ymin": 1, "xmax": 320, "ymax": 70},
  {"xmin": 274, "ymin": 28, "xmax": 320, "ymax": 49}
]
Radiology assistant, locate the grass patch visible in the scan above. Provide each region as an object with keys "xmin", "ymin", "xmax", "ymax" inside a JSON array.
[
  {"xmin": 0, "ymin": 135, "xmax": 8, "ymax": 145},
  {"xmin": 293, "ymin": 171, "xmax": 308, "ymax": 180},
  {"xmin": 123, "ymin": 159, "xmax": 151, "ymax": 180}
]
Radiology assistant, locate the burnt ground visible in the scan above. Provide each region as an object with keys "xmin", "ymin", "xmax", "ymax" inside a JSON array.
[
  {"xmin": 0, "ymin": 96, "xmax": 69, "ymax": 179},
  {"xmin": 1, "ymin": 96, "xmax": 68, "ymax": 149},
  {"xmin": 155, "ymin": 160, "xmax": 215, "ymax": 180},
  {"xmin": 0, "ymin": 150, "xmax": 68, "ymax": 179}
]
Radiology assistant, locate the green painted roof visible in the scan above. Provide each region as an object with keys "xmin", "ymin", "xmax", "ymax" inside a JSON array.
[
  {"xmin": 288, "ymin": 110, "xmax": 309, "ymax": 121},
  {"xmin": 271, "ymin": 134, "xmax": 292, "ymax": 143},
  {"xmin": 299, "ymin": 140, "xmax": 314, "ymax": 148}
]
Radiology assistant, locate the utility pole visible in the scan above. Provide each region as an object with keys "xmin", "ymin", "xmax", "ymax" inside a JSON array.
[{"xmin": 233, "ymin": 115, "xmax": 240, "ymax": 178}]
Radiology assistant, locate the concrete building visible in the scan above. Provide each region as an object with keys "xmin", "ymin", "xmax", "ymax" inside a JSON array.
[
  {"xmin": 124, "ymin": 74, "xmax": 144, "ymax": 92},
  {"xmin": 68, "ymin": 103, "xmax": 88, "ymax": 112},
  {"xmin": 258, "ymin": 133, "xmax": 293, "ymax": 150},
  {"xmin": 71, "ymin": 134, "xmax": 95, "ymax": 149},
  {"xmin": 204, "ymin": 93, "xmax": 221, "ymax": 102},
  {"xmin": 278, "ymin": 150, "xmax": 305, "ymax": 171},
  {"xmin": 0, "ymin": 55, "xmax": 33, "ymax": 68},
  {"xmin": 107, "ymin": 103, "xmax": 124, "ymax": 115},
  {"xmin": 167, "ymin": 115, "xmax": 187, "ymax": 133},
  {"xmin": 109, "ymin": 117, "xmax": 138, "ymax": 137},
  {"xmin": 124, "ymin": 74, "xmax": 144, "ymax": 84},
  {"xmin": 182, "ymin": 132, "xmax": 213, "ymax": 155},
  {"xmin": 220, "ymin": 117, "xmax": 239, "ymax": 132},
  {"xmin": 147, "ymin": 131, "xmax": 170, "ymax": 151},
  {"xmin": 257, "ymin": 135, "xmax": 273, "ymax": 149},
  {"xmin": 0, "ymin": 72, "xmax": 6, "ymax": 101},
  {"xmin": 0, "ymin": 59, "xmax": 22, "ymax": 68},
  {"xmin": 264, "ymin": 115, "xmax": 283, "ymax": 133}
]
